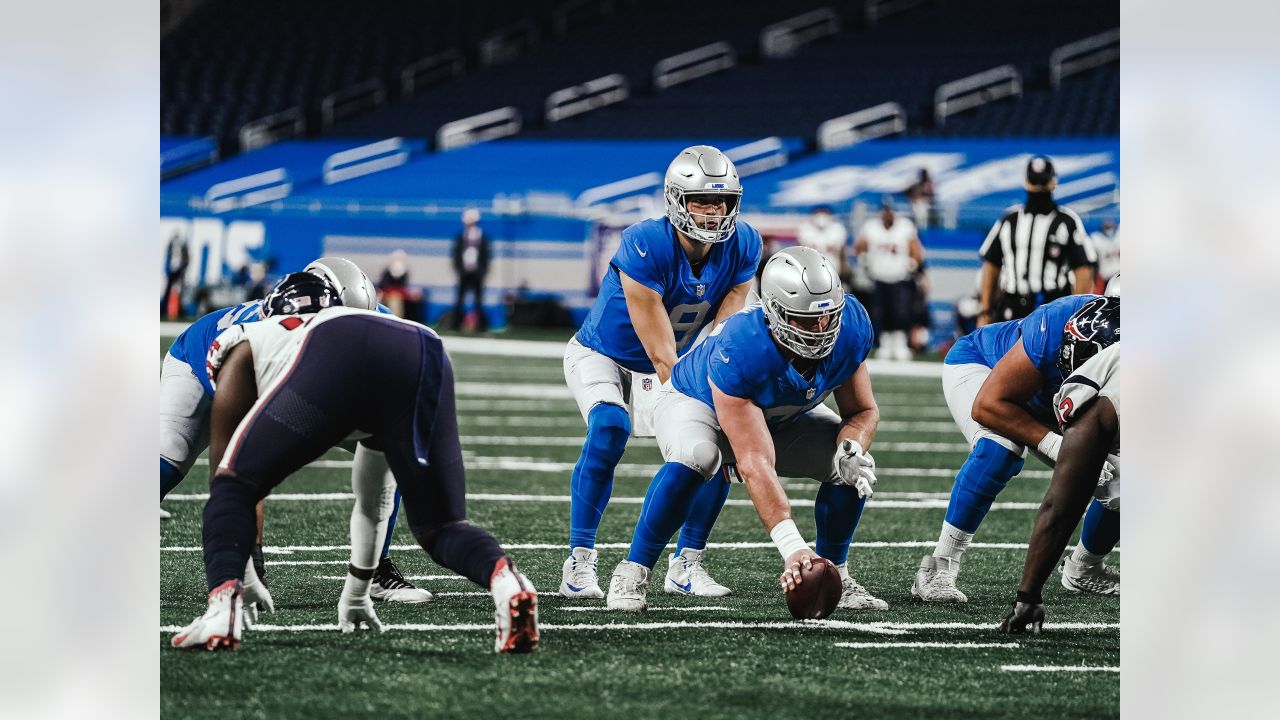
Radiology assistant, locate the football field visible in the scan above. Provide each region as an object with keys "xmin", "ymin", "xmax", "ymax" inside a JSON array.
[{"xmin": 160, "ymin": 338, "xmax": 1120, "ymax": 719}]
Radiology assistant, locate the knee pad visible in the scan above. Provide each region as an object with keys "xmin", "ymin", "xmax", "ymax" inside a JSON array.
[
  {"xmin": 677, "ymin": 440, "xmax": 722, "ymax": 480},
  {"xmin": 584, "ymin": 403, "xmax": 631, "ymax": 465},
  {"xmin": 963, "ymin": 437, "xmax": 1026, "ymax": 492}
]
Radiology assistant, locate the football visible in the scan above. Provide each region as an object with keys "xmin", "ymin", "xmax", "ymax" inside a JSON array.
[{"xmin": 784, "ymin": 557, "xmax": 843, "ymax": 620}]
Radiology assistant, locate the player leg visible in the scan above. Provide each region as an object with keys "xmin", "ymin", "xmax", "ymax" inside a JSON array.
[
  {"xmin": 348, "ymin": 440, "xmax": 433, "ymax": 603},
  {"xmin": 159, "ymin": 353, "xmax": 213, "ymax": 516},
  {"xmin": 561, "ymin": 338, "xmax": 631, "ymax": 598},
  {"xmin": 1061, "ymin": 499, "xmax": 1120, "ymax": 595},
  {"xmin": 608, "ymin": 389, "xmax": 724, "ymax": 611},
  {"xmin": 775, "ymin": 405, "xmax": 887, "ymax": 611},
  {"xmin": 377, "ymin": 341, "xmax": 537, "ymax": 653},
  {"xmin": 912, "ymin": 362, "xmax": 1027, "ymax": 603}
]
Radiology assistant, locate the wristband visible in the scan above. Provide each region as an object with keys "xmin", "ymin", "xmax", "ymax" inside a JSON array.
[
  {"xmin": 1036, "ymin": 432, "xmax": 1063, "ymax": 463},
  {"xmin": 1016, "ymin": 589, "xmax": 1042, "ymax": 605},
  {"xmin": 769, "ymin": 519, "xmax": 809, "ymax": 560}
]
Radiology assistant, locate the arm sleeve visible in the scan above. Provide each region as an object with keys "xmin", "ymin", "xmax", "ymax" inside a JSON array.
[
  {"xmin": 979, "ymin": 215, "xmax": 1007, "ymax": 263},
  {"xmin": 733, "ymin": 227, "xmax": 764, "ymax": 285},
  {"xmin": 1061, "ymin": 208, "xmax": 1098, "ymax": 267},
  {"xmin": 613, "ymin": 226, "xmax": 667, "ymax": 295}
]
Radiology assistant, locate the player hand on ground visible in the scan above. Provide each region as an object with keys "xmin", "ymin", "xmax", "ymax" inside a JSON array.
[
  {"xmin": 997, "ymin": 600, "xmax": 1045, "ymax": 634},
  {"xmin": 780, "ymin": 549, "xmax": 819, "ymax": 592},
  {"xmin": 338, "ymin": 595, "xmax": 384, "ymax": 633},
  {"xmin": 832, "ymin": 438, "xmax": 877, "ymax": 498}
]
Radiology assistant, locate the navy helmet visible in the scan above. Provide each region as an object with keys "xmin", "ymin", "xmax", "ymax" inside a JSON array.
[
  {"xmin": 1058, "ymin": 295, "xmax": 1119, "ymax": 376},
  {"xmin": 262, "ymin": 272, "xmax": 342, "ymax": 317}
]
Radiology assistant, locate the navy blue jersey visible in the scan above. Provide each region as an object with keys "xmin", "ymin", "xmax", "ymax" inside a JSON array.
[
  {"xmin": 167, "ymin": 300, "xmax": 393, "ymax": 396},
  {"xmin": 576, "ymin": 217, "xmax": 761, "ymax": 373},
  {"xmin": 672, "ymin": 296, "xmax": 874, "ymax": 428},
  {"xmin": 944, "ymin": 294, "xmax": 1097, "ymax": 418}
]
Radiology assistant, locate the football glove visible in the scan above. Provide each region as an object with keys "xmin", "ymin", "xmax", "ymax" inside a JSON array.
[
  {"xmin": 998, "ymin": 601, "xmax": 1045, "ymax": 634},
  {"xmin": 338, "ymin": 594, "xmax": 384, "ymax": 633},
  {"xmin": 1094, "ymin": 457, "xmax": 1120, "ymax": 511},
  {"xmin": 832, "ymin": 438, "xmax": 877, "ymax": 498}
]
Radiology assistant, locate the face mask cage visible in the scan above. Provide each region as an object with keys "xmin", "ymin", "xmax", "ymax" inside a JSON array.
[
  {"xmin": 665, "ymin": 186, "xmax": 742, "ymax": 243},
  {"xmin": 764, "ymin": 295, "xmax": 843, "ymax": 359}
]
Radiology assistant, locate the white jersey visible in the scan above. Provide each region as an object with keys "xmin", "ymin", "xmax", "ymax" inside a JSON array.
[
  {"xmin": 1054, "ymin": 343, "xmax": 1120, "ymax": 430},
  {"xmin": 206, "ymin": 307, "xmax": 431, "ymax": 396},
  {"xmin": 796, "ymin": 219, "xmax": 848, "ymax": 277},
  {"xmin": 1091, "ymin": 229, "xmax": 1120, "ymax": 280},
  {"xmin": 859, "ymin": 216, "xmax": 917, "ymax": 282}
]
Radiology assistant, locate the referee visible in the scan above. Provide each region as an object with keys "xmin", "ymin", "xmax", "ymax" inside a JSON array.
[{"xmin": 977, "ymin": 155, "xmax": 1097, "ymax": 326}]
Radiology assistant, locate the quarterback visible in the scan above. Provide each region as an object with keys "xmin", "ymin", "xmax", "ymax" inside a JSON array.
[
  {"xmin": 173, "ymin": 282, "xmax": 538, "ymax": 653},
  {"xmin": 606, "ymin": 247, "xmax": 887, "ymax": 613},
  {"xmin": 914, "ymin": 294, "xmax": 1121, "ymax": 603},
  {"xmin": 562, "ymin": 145, "xmax": 760, "ymax": 598},
  {"xmin": 160, "ymin": 258, "xmax": 432, "ymax": 603}
]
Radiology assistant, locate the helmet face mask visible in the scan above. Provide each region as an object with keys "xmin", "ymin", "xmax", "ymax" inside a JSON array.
[
  {"xmin": 262, "ymin": 272, "xmax": 342, "ymax": 317},
  {"xmin": 664, "ymin": 145, "xmax": 743, "ymax": 244},
  {"xmin": 760, "ymin": 246, "xmax": 844, "ymax": 359},
  {"xmin": 305, "ymin": 257, "xmax": 378, "ymax": 310},
  {"xmin": 1057, "ymin": 296, "xmax": 1120, "ymax": 377}
]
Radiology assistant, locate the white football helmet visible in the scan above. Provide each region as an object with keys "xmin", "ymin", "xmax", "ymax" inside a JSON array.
[
  {"xmin": 305, "ymin": 257, "xmax": 378, "ymax": 310},
  {"xmin": 760, "ymin": 246, "xmax": 844, "ymax": 359},
  {"xmin": 1104, "ymin": 273, "xmax": 1120, "ymax": 297},
  {"xmin": 664, "ymin": 145, "xmax": 742, "ymax": 244}
]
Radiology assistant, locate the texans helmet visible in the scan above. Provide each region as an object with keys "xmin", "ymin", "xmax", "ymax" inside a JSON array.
[
  {"xmin": 262, "ymin": 272, "xmax": 342, "ymax": 317},
  {"xmin": 1058, "ymin": 295, "xmax": 1119, "ymax": 376}
]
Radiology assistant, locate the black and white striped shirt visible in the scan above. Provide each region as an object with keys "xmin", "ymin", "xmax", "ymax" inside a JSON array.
[{"xmin": 979, "ymin": 198, "xmax": 1097, "ymax": 298}]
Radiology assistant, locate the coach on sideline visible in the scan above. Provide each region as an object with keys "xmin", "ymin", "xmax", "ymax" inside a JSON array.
[{"xmin": 977, "ymin": 155, "xmax": 1097, "ymax": 326}]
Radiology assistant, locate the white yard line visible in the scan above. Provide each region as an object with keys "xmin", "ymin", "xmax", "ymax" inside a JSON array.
[
  {"xmin": 556, "ymin": 606, "xmax": 733, "ymax": 613},
  {"xmin": 163, "ymin": 491, "xmax": 1040, "ymax": 510},
  {"xmin": 1000, "ymin": 665, "xmax": 1120, "ymax": 673},
  {"xmin": 456, "ymin": 436, "xmax": 970, "ymax": 452},
  {"xmin": 456, "ymin": 383, "xmax": 944, "ymax": 404},
  {"xmin": 163, "ymin": 540, "xmax": 1117, "ymax": 553},
  {"xmin": 835, "ymin": 642, "xmax": 1019, "ymax": 649},
  {"xmin": 158, "ymin": 619, "xmax": 1115, "ymax": 634},
  {"xmin": 457, "ymin": 416, "xmax": 959, "ymax": 434}
]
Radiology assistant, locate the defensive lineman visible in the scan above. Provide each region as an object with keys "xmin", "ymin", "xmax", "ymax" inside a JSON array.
[
  {"xmin": 172, "ymin": 294, "xmax": 538, "ymax": 653},
  {"xmin": 1000, "ymin": 340, "xmax": 1120, "ymax": 634},
  {"xmin": 606, "ymin": 247, "xmax": 887, "ymax": 613},
  {"xmin": 160, "ymin": 258, "xmax": 432, "ymax": 603},
  {"xmin": 562, "ymin": 146, "xmax": 761, "ymax": 598},
  {"xmin": 913, "ymin": 294, "xmax": 1121, "ymax": 603}
]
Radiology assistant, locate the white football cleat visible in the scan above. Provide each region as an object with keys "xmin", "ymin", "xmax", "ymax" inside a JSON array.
[
  {"xmin": 490, "ymin": 559, "xmax": 539, "ymax": 653},
  {"xmin": 171, "ymin": 579, "xmax": 244, "ymax": 650},
  {"xmin": 160, "ymin": 507, "xmax": 172, "ymax": 520},
  {"xmin": 835, "ymin": 564, "xmax": 888, "ymax": 611},
  {"xmin": 370, "ymin": 557, "xmax": 434, "ymax": 603},
  {"xmin": 911, "ymin": 555, "xmax": 968, "ymax": 603},
  {"xmin": 1060, "ymin": 556, "xmax": 1120, "ymax": 596},
  {"xmin": 663, "ymin": 548, "xmax": 731, "ymax": 597},
  {"xmin": 606, "ymin": 560, "xmax": 650, "ymax": 612},
  {"xmin": 559, "ymin": 547, "xmax": 605, "ymax": 599}
]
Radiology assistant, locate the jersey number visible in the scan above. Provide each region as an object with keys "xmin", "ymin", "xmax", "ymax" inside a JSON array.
[{"xmin": 670, "ymin": 302, "xmax": 711, "ymax": 351}]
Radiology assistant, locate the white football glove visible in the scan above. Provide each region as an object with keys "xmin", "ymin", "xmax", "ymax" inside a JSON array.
[
  {"xmin": 338, "ymin": 594, "xmax": 384, "ymax": 633},
  {"xmin": 1094, "ymin": 455, "xmax": 1120, "ymax": 512},
  {"xmin": 832, "ymin": 438, "xmax": 877, "ymax": 498}
]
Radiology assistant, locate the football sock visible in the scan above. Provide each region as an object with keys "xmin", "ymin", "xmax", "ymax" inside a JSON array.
[
  {"xmin": 380, "ymin": 491, "xmax": 402, "ymax": 560},
  {"xmin": 675, "ymin": 470, "xmax": 730, "ymax": 555},
  {"xmin": 569, "ymin": 403, "xmax": 630, "ymax": 550},
  {"xmin": 419, "ymin": 521, "xmax": 507, "ymax": 589},
  {"xmin": 815, "ymin": 483, "xmax": 866, "ymax": 565},
  {"xmin": 351, "ymin": 443, "xmax": 396, "ymax": 570},
  {"xmin": 935, "ymin": 522, "xmax": 974, "ymax": 563},
  {"xmin": 1078, "ymin": 499, "xmax": 1120, "ymax": 558},
  {"xmin": 943, "ymin": 437, "xmax": 1025, "ymax": 534},
  {"xmin": 202, "ymin": 472, "xmax": 263, "ymax": 591},
  {"xmin": 161, "ymin": 458, "xmax": 184, "ymax": 499},
  {"xmin": 627, "ymin": 462, "xmax": 705, "ymax": 568}
]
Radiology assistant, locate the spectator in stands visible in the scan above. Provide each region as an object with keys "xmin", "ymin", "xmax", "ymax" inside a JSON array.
[
  {"xmin": 905, "ymin": 168, "xmax": 936, "ymax": 229},
  {"xmin": 855, "ymin": 197, "xmax": 925, "ymax": 361},
  {"xmin": 1090, "ymin": 220, "xmax": 1120, "ymax": 294},
  {"xmin": 451, "ymin": 208, "xmax": 491, "ymax": 332},
  {"xmin": 378, "ymin": 249, "xmax": 413, "ymax": 318},
  {"xmin": 977, "ymin": 156, "xmax": 1096, "ymax": 326},
  {"xmin": 163, "ymin": 231, "xmax": 190, "ymax": 319},
  {"xmin": 796, "ymin": 206, "xmax": 851, "ymax": 290}
]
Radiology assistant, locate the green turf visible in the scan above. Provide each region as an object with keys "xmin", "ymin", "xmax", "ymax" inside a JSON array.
[{"xmin": 160, "ymin": 347, "xmax": 1119, "ymax": 719}]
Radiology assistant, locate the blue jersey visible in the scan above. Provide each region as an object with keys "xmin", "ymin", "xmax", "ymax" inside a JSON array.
[
  {"xmin": 944, "ymin": 294, "xmax": 1097, "ymax": 418},
  {"xmin": 576, "ymin": 217, "xmax": 761, "ymax": 373},
  {"xmin": 166, "ymin": 300, "xmax": 393, "ymax": 396},
  {"xmin": 672, "ymin": 296, "xmax": 874, "ymax": 428}
]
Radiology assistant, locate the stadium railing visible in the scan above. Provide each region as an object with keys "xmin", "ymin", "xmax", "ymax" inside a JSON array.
[
  {"xmin": 816, "ymin": 102, "xmax": 907, "ymax": 151},
  {"xmin": 653, "ymin": 42, "xmax": 737, "ymax": 90},
  {"xmin": 239, "ymin": 107, "xmax": 305, "ymax": 153},
  {"xmin": 436, "ymin": 106, "xmax": 523, "ymax": 151},
  {"xmin": 934, "ymin": 65, "xmax": 1023, "ymax": 127},
  {"xmin": 1050, "ymin": 29, "xmax": 1120, "ymax": 89},
  {"xmin": 545, "ymin": 74, "xmax": 630, "ymax": 124},
  {"xmin": 759, "ymin": 7, "xmax": 840, "ymax": 59}
]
